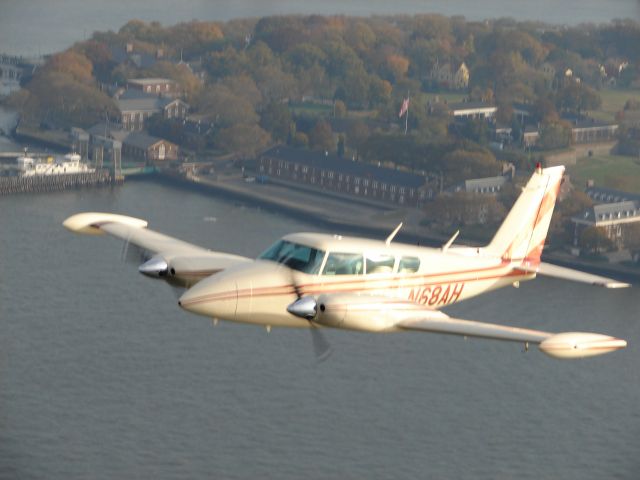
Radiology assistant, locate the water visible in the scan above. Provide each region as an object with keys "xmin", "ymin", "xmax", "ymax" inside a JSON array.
[
  {"xmin": 1, "ymin": 0, "xmax": 639, "ymax": 56},
  {"xmin": 0, "ymin": 181, "xmax": 638, "ymax": 479}
]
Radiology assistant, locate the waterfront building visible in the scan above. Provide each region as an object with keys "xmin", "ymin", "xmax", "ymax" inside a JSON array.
[
  {"xmin": 85, "ymin": 124, "xmax": 178, "ymax": 164},
  {"xmin": 120, "ymin": 132, "xmax": 179, "ymax": 162},
  {"xmin": 116, "ymin": 90, "xmax": 188, "ymax": 131},
  {"xmin": 258, "ymin": 146, "xmax": 427, "ymax": 206},
  {"xmin": 572, "ymin": 186, "xmax": 640, "ymax": 249}
]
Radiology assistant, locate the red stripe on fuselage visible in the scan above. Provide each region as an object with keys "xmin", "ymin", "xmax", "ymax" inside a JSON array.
[{"xmin": 181, "ymin": 265, "xmax": 530, "ymax": 307}]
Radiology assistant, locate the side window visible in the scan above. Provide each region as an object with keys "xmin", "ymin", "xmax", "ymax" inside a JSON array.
[
  {"xmin": 398, "ymin": 256, "xmax": 420, "ymax": 273},
  {"xmin": 323, "ymin": 253, "xmax": 364, "ymax": 275},
  {"xmin": 365, "ymin": 253, "xmax": 395, "ymax": 274}
]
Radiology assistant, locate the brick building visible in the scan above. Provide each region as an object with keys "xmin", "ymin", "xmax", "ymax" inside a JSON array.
[{"xmin": 258, "ymin": 146, "xmax": 427, "ymax": 206}]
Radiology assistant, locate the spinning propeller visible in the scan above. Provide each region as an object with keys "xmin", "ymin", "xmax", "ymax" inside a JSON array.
[{"xmin": 287, "ymin": 272, "xmax": 332, "ymax": 362}]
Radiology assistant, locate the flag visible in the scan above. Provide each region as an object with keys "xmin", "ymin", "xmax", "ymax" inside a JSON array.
[{"xmin": 398, "ymin": 97, "xmax": 409, "ymax": 118}]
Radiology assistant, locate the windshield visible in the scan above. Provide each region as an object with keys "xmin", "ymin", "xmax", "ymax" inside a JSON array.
[{"xmin": 258, "ymin": 239, "xmax": 325, "ymax": 274}]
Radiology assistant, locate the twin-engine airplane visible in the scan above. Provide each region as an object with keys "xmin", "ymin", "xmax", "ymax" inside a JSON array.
[{"xmin": 64, "ymin": 164, "xmax": 629, "ymax": 359}]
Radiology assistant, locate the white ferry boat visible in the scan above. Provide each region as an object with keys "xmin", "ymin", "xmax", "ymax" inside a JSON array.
[{"xmin": 17, "ymin": 152, "xmax": 95, "ymax": 177}]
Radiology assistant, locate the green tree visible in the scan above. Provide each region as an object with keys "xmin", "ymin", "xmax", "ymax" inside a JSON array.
[
  {"xmin": 555, "ymin": 82, "xmax": 602, "ymax": 113},
  {"xmin": 538, "ymin": 120, "xmax": 572, "ymax": 150},
  {"xmin": 194, "ymin": 84, "xmax": 258, "ymax": 127},
  {"xmin": 222, "ymin": 74, "xmax": 263, "ymax": 108},
  {"xmin": 260, "ymin": 102, "xmax": 292, "ymax": 142},
  {"xmin": 438, "ymin": 148, "xmax": 501, "ymax": 186},
  {"xmin": 308, "ymin": 120, "xmax": 334, "ymax": 152},
  {"xmin": 579, "ymin": 226, "xmax": 613, "ymax": 255},
  {"xmin": 215, "ymin": 123, "xmax": 271, "ymax": 157}
]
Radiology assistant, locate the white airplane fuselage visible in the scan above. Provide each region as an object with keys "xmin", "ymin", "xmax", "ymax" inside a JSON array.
[{"xmin": 178, "ymin": 234, "xmax": 535, "ymax": 331}]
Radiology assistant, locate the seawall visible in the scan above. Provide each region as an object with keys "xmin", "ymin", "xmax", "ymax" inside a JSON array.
[{"xmin": 0, "ymin": 170, "xmax": 115, "ymax": 195}]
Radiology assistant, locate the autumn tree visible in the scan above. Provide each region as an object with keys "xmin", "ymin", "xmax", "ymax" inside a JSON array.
[
  {"xmin": 214, "ymin": 124, "xmax": 271, "ymax": 157},
  {"xmin": 538, "ymin": 120, "xmax": 572, "ymax": 150},
  {"xmin": 437, "ymin": 148, "xmax": 501, "ymax": 186},
  {"xmin": 221, "ymin": 75, "xmax": 263, "ymax": 108},
  {"xmin": 579, "ymin": 226, "xmax": 613, "ymax": 255},
  {"xmin": 260, "ymin": 102, "xmax": 293, "ymax": 142},
  {"xmin": 194, "ymin": 84, "xmax": 258, "ymax": 127},
  {"xmin": 555, "ymin": 82, "xmax": 602, "ymax": 114},
  {"xmin": 308, "ymin": 120, "xmax": 334, "ymax": 152}
]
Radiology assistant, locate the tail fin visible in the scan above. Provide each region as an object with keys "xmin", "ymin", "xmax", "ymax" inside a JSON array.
[{"xmin": 485, "ymin": 165, "xmax": 565, "ymax": 265}]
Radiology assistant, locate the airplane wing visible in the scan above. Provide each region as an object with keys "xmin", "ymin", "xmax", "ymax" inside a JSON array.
[
  {"xmin": 63, "ymin": 212, "xmax": 250, "ymax": 285},
  {"xmin": 302, "ymin": 293, "xmax": 626, "ymax": 359},
  {"xmin": 518, "ymin": 262, "xmax": 630, "ymax": 288},
  {"xmin": 397, "ymin": 311, "xmax": 626, "ymax": 359}
]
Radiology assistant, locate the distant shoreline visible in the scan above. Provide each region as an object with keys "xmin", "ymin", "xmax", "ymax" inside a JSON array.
[
  {"xmin": 151, "ymin": 171, "xmax": 640, "ymax": 283},
  {"xmin": 3, "ymin": 1, "xmax": 639, "ymax": 57}
]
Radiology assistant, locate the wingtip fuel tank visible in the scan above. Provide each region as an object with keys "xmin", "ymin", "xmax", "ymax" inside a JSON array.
[{"xmin": 539, "ymin": 332, "xmax": 627, "ymax": 359}]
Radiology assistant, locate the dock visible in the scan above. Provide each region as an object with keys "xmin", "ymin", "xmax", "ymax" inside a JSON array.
[{"xmin": 0, "ymin": 170, "xmax": 115, "ymax": 195}]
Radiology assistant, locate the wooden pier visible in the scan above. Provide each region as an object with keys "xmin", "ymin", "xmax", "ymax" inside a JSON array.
[{"xmin": 0, "ymin": 170, "xmax": 117, "ymax": 195}]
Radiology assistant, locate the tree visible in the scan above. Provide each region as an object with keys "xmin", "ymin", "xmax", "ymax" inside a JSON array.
[
  {"xmin": 285, "ymin": 43, "xmax": 327, "ymax": 70},
  {"xmin": 253, "ymin": 65, "xmax": 297, "ymax": 103},
  {"xmin": 204, "ymin": 47, "xmax": 248, "ymax": 78},
  {"xmin": 579, "ymin": 226, "xmax": 613, "ymax": 255},
  {"xmin": 555, "ymin": 82, "xmax": 602, "ymax": 113},
  {"xmin": 215, "ymin": 124, "xmax": 271, "ymax": 157},
  {"xmin": 438, "ymin": 148, "xmax": 501, "ymax": 186},
  {"xmin": 195, "ymin": 84, "xmax": 258, "ymax": 127},
  {"xmin": 308, "ymin": 120, "xmax": 334, "ymax": 152},
  {"xmin": 147, "ymin": 114, "xmax": 187, "ymax": 146},
  {"xmin": 222, "ymin": 75, "xmax": 263, "ymax": 108},
  {"xmin": 45, "ymin": 50, "xmax": 94, "ymax": 84},
  {"xmin": 333, "ymin": 100, "xmax": 347, "ymax": 118},
  {"xmin": 623, "ymin": 223, "xmax": 640, "ymax": 258},
  {"xmin": 346, "ymin": 121, "xmax": 370, "ymax": 158},
  {"xmin": 337, "ymin": 135, "xmax": 345, "ymax": 157},
  {"xmin": 385, "ymin": 54, "xmax": 410, "ymax": 83},
  {"xmin": 260, "ymin": 102, "xmax": 292, "ymax": 142},
  {"xmin": 538, "ymin": 120, "xmax": 572, "ymax": 150}
]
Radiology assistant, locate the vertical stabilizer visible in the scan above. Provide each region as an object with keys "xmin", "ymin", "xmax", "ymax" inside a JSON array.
[{"xmin": 485, "ymin": 165, "xmax": 564, "ymax": 265}]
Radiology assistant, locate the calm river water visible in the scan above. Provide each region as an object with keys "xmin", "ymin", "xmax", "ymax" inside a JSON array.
[{"xmin": 0, "ymin": 180, "xmax": 638, "ymax": 479}]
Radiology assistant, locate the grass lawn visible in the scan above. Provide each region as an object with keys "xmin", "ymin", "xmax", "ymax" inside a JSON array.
[
  {"xmin": 588, "ymin": 87, "xmax": 640, "ymax": 122},
  {"xmin": 567, "ymin": 154, "xmax": 640, "ymax": 193}
]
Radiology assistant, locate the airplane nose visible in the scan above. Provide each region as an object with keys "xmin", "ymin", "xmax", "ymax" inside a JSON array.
[{"xmin": 178, "ymin": 276, "xmax": 238, "ymax": 321}]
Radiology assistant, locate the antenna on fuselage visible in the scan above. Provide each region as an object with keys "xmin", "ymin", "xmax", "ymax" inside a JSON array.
[
  {"xmin": 385, "ymin": 222, "xmax": 403, "ymax": 246},
  {"xmin": 441, "ymin": 230, "xmax": 460, "ymax": 253}
]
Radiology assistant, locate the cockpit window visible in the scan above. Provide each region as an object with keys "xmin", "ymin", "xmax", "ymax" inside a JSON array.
[
  {"xmin": 365, "ymin": 253, "xmax": 395, "ymax": 274},
  {"xmin": 258, "ymin": 240, "xmax": 325, "ymax": 274},
  {"xmin": 398, "ymin": 256, "xmax": 420, "ymax": 273},
  {"xmin": 323, "ymin": 252, "xmax": 364, "ymax": 275}
]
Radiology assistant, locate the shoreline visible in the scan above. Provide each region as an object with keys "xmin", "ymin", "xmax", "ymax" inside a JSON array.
[
  {"xmin": 153, "ymin": 171, "xmax": 640, "ymax": 283},
  {"xmin": 153, "ymin": 171, "xmax": 443, "ymax": 245}
]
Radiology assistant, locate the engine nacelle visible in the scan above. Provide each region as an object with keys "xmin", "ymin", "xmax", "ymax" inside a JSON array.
[
  {"xmin": 314, "ymin": 293, "xmax": 428, "ymax": 332},
  {"xmin": 539, "ymin": 332, "xmax": 627, "ymax": 359}
]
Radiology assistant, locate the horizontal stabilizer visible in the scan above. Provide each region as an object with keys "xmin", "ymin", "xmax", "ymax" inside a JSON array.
[{"xmin": 520, "ymin": 262, "xmax": 630, "ymax": 288}]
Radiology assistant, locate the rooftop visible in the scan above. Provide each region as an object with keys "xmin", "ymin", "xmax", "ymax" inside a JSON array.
[
  {"xmin": 128, "ymin": 78, "xmax": 175, "ymax": 86},
  {"xmin": 448, "ymin": 101, "xmax": 497, "ymax": 112},
  {"xmin": 262, "ymin": 146, "xmax": 425, "ymax": 189},
  {"xmin": 573, "ymin": 200, "xmax": 640, "ymax": 225},
  {"xmin": 586, "ymin": 186, "xmax": 640, "ymax": 204}
]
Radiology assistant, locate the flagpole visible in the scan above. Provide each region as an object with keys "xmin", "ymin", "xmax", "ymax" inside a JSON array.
[{"xmin": 404, "ymin": 90, "xmax": 410, "ymax": 135}]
